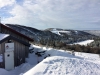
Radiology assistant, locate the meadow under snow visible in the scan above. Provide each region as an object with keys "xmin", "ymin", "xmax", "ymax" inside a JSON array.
[{"xmin": 0, "ymin": 40, "xmax": 100, "ymax": 75}]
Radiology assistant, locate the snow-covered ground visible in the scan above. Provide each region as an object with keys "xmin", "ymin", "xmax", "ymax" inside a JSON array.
[
  {"xmin": 51, "ymin": 30, "xmax": 71, "ymax": 35},
  {"xmin": 0, "ymin": 40, "xmax": 100, "ymax": 75},
  {"xmin": 23, "ymin": 48, "xmax": 100, "ymax": 75},
  {"xmin": 73, "ymin": 40, "xmax": 94, "ymax": 46}
]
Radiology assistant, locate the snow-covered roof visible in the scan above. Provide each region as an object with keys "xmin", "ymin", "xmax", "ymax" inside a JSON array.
[
  {"xmin": 0, "ymin": 23, "xmax": 34, "ymax": 41},
  {"xmin": 0, "ymin": 33, "xmax": 30, "ymax": 46},
  {"xmin": 0, "ymin": 34, "xmax": 9, "ymax": 41}
]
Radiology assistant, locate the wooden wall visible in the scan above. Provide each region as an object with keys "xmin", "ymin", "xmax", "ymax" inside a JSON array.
[
  {"xmin": 0, "ymin": 39, "xmax": 29, "ymax": 68},
  {"xmin": 0, "ymin": 41, "xmax": 7, "ymax": 68},
  {"xmin": 13, "ymin": 40, "xmax": 26, "ymax": 66}
]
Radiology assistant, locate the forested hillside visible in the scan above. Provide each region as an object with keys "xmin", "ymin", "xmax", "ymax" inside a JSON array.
[{"xmin": 6, "ymin": 24, "xmax": 96, "ymax": 46}]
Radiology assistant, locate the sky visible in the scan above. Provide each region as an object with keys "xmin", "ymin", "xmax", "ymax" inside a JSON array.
[{"xmin": 0, "ymin": 0, "xmax": 100, "ymax": 30}]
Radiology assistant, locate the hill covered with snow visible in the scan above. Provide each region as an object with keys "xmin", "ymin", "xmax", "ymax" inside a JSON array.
[{"xmin": 84, "ymin": 30, "xmax": 100, "ymax": 36}]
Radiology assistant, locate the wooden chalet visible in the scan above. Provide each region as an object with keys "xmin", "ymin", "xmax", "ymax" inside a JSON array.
[{"xmin": 0, "ymin": 23, "xmax": 34, "ymax": 70}]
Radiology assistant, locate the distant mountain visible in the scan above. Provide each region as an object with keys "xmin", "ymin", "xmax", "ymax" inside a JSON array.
[
  {"xmin": 84, "ymin": 30, "xmax": 100, "ymax": 36},
  {"xmin": 5, "ymin": 24, "xmax": 96, "ymax": 46},
  {"xmin": 45, "ymin": 28, "xmax": 92, "ymax": 36}
]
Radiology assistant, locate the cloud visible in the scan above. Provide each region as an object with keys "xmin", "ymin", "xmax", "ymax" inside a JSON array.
[
  {"xmin": 2, "ymin": 0, "xmax": 100, "ymax": 30},
  {"xmin": 0, "ymin": 0, "xmax": 15, "ymax": 8}
]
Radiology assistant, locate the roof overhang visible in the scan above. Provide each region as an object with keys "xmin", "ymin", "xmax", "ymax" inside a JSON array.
[
  {"xmin": 0, "ymin": 23, "xmax": 34, "ymax": 41},
  {"xmin": 0, "ymin": 35, "xmax": 30, "ymax": 47}
]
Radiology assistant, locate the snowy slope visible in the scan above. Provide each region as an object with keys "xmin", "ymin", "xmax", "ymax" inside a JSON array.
[
  {"xmin": 23, "ymin": 49, "xmax": 100, "ymax": 75},
  {"xmin": 50, "ymin": 28, "xmax": 90, "ymax": 36},
  {"xmin": 0, "ymin": 44, "xmax": 100, "ymax": 75},
  {"xmin": 51, "ymin": 30, "xmax": 71, "ymax": 35},
  {"xmin": 73, "ymin": 40, "xmax": 94, "ymax": 45},
  {"xmin": 24, "ymin": 57, "xmax": 100, "ymax": 75}
]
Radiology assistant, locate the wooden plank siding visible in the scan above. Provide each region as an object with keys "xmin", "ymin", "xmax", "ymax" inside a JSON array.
[
  {"xmin": 0, "ymin": 45, "xmax": 2, "ymax": 68},
  {"xmin": 13, "ymin": 40, "xmax": 26, "ymax": 67},
  {"xmin": 0, "ymin": 45, "xmax": 2, "ymax": 54},
  {"xmin": 25, "ymin": 46, "xmax": 29, "ymax": 58},
  {"xmin": 0, "ymin": 44, "xmax": 2, "ymax": 68},
  {"xmin": 0, "ymin": 41, "xmax": 7, "ymax": 68},
  {"xmin": 0, "ymin": 39, "xmax": 29, "ymax": 68}
]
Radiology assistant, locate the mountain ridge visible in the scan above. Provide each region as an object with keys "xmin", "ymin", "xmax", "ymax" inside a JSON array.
[{"xmin": 5, "ymin": 24, "xmax": 96, "ymax": 46}]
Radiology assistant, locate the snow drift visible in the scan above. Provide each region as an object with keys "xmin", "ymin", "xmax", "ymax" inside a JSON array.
[{"xmin": 24, "ymin": 50, "xmax": 100, "ymax": 75}]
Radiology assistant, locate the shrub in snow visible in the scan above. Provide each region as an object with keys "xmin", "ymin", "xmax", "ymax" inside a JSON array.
[{"xmin": 29, "ymin": 48, "xmax": 34, "ymax": 53}]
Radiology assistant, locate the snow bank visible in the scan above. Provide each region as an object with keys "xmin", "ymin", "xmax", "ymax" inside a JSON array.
[
  {"xmin": 23, "ymin": 49, "xmax": 100, "ymax": 75},
  {"xmin": 75, "ymin": 52, "xmax": 100, "ymax": 64},
  {"xmin": 0, "ymin": 68, "xmax": 10, "ymax": 75},
  {"xmin": 24, "ymin": 56, "xmax": 100, "ymax": 75}
]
